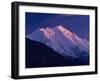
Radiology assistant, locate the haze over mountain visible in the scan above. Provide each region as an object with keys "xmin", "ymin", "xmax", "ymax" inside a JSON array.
[{"xmin": 26, "ymin": 25, "xmax": 89, "ymax": 58}]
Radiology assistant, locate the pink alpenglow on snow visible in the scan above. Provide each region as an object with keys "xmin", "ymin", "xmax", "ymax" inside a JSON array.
[{"xmin": 27, "ymin": 25, "xmax": 89, "ymax": 57}]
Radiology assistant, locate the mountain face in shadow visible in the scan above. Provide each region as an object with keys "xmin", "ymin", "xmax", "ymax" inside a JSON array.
[{"xmin": 26, "ymin": 38, "xmax": 89, "ymax": 68}]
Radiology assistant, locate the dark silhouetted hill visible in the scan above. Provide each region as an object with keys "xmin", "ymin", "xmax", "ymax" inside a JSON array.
[{"xmin": 26, "ymin": 38, "xmax": 89, "ymax": 68}]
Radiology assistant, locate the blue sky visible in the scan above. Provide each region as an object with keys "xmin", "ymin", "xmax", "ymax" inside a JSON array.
[{"xmin": 25, "ymin": 12, "xmax": 89, "ymax": 41}]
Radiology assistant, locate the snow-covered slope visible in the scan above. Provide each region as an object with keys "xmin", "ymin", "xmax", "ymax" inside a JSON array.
[{"xmin": 26, "ymin": 25, "xmax": 89, "ymax": 57}]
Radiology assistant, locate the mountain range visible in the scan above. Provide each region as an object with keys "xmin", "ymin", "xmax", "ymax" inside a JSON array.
[
  {"xmin": 26, "ymin": 25, "xmax": 89, "ymax": 68},
  {"xmin": 26, "ymin": 25, "xmax": 89, "ymax": 58}
]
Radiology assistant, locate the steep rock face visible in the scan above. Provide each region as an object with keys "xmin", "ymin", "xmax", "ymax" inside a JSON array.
[{"xmin": 27, "ymin": 25, "xmax": 89, "ymax": 57}]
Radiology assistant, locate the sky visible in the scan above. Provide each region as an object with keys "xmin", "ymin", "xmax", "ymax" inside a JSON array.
[{"xmin": 25, "ymin": 12, "xmax": 89, "ymax": 41}]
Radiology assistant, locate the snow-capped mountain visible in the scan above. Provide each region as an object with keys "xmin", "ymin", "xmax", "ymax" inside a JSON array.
[{"xmin": 26, "ymin": 25, "xmax": 89, "ymax": 57}]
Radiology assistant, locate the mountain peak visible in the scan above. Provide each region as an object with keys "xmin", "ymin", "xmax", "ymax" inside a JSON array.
[
  {"xmin": 57, "ymin": 25, "xmax": 65, "ymax": 29},
  {"xmin": 40, "ymin": 27, "xmax": 52, "ymax": 31},
  {"xmin": 40, "ymin": 28, "xmax": 45, "ymax": 31},
  {"xmin": 39, "ymin": 27, "xmax": 55, "ymax": 40},
  {"xmin": 27, "ymin": 25, "xmax": 89, "ymax": 57},
  {"xmin": 57, "ymin": 25, "xmax": 73, "ymax": 35}
]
